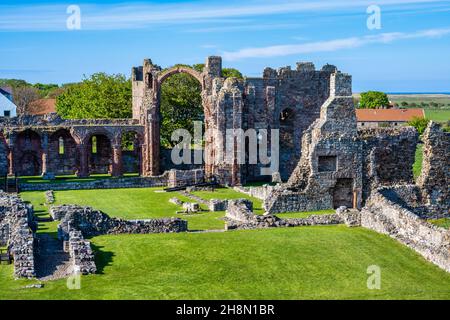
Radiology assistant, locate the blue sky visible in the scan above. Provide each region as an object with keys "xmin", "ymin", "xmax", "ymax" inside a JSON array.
[{"xmin": 1, "ymin": 0, "xmax": 450, "ymax": 92}]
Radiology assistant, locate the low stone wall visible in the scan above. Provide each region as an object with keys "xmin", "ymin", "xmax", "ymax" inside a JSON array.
[
  {"xmin": 0, "ymin": 192, "xmax": 36, "ymax": 279},
  {"xmin": 53, "ymin": 205, "xmax": 188, "ymax": 241},
  {"xmin": 361, "ymin": 187, "xmax": 450, "ymax": 273},
  {"xmin": 167, "ymin": 169, "xmax": 205, "ymax": 188},
  {"xmin": 209, "ymin": 199, "xmax": 229, "ymax": 212},
  {"xmin": 45, "ymin": 190, "xmax": 55, "ymax": 204},
  {"xmin": 67, "ymin": 230, "xmax": 97, "ymax": 275},
  {"xmin": 20, "ymin": 174, "xmax": 168, "ymax": 192},
  {"xmin": 225, "ymin": 199, "xmax": 356, "ymax": 230},
  {"xmin": 233, "ymin": 185, "xmax": 277, "ymax": 201},
  {"xmin": 264, "ymin": 191, "xmax": 333, "ymax": 214}
]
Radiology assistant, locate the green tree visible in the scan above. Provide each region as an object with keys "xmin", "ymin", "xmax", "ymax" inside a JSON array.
[
  {"xmin": 56, "ymin": 73, "xmax": 132, "ymax": 119},
  {"xmin": 160, "ymin": 66, "xmax": 203, "ymax": 148},
  {"xmin": 408, "ymin": 116, "xmax": 430, "ymax": 135},
  {"xmin": 160, "ymin": 64, "xmax": 244, "ymax": 148},
  {"xmin": 33, "ymin": 83, "xmax": 59, "ymax": 98},
  {"xmin": 359, "ymin": 91, "xmax": 390, "ymax": 109}
]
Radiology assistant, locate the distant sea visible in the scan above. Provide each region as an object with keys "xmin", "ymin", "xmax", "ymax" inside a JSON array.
[{"xmin": 385, "ymin": 92, "xmax": 450, "ymax": 95}]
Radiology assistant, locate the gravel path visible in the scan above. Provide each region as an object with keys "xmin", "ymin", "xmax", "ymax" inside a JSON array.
[{"xmin": 35, "ymin": 234, "xmax": 73, "ymax": 281}]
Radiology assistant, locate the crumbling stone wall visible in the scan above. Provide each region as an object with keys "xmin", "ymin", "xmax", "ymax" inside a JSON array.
[
  {"xmin": 20, "ymin": 174, "xmax": 168, "ymax": 191},
  {"xmin": 67, "ymin": 230, "xmax": 97, "ymax": 275},
  {"xmin": 53, "ymin": 205, "xmax": 188, "ymax": 239},
  {"xmin": 264, "ymin": 72, "xmax": 363, "ymax": 213},
  {"xmin": 167, "ymin": 169, "xmax": 205, "ymax": 188},
  {"xmin": 358, "ymin": 127, "xmax": 418, "ymax": 204},
  {"xmin": 225, "ymin": 199, "xmax": 358, "ymax": 230},
  {"xmin": 233, "ymin": 185, "xmax": 277, "ymax": 201},
  {"xmin": 132, "ymin": 57, "xmax": 342, "ymax": 185},
  {"xmin": 361, "ymin": 186, "xmax": 450, "ymax": 273},
  {"xmin": 0, "ymin": 192, "xmax": 36, "ymax": 279},
  {"xmin": 417, "ymin": 122, "xmax": 450, "ymax": 213}
]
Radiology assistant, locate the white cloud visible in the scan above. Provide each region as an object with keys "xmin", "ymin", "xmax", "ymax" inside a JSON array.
[
  {"xmin": 222, "ymin": 27, "xmax": 450, "ymax": 60},
  {"xmin": 0, "ymin": 0, "xmax": 447, "ymax": 31}
]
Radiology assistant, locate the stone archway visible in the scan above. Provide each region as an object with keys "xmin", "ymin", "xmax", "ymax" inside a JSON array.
[
  {"xmin": 49, "ymin": 129, "xmax": 79, "ymax": 175},
  {"xmin": 147, "ymin": 65, "xmax": 212, "ymax": 177},
  {"xmin": 16, "ymin": 129, "xmax": 42, "ymax": 176},
  {"xmin": 279, "ymin": 108, "xmax": 296, "ymax": 181},
  {"xmin": 84, "ymin": 133, "xmax": 113, "ymax": 175}
]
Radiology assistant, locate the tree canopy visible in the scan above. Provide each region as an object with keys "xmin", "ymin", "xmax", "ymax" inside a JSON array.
[
  {"xmin": 359, "ymin": 91, "xmax": 390, "ymax": 109},
  {"xmin": 159, "ymin": 64, "xmax": 243, "ymax": 148},
  {"xmin": 56, "ymin": 73, "xmax": 132, "ymax": 119}
]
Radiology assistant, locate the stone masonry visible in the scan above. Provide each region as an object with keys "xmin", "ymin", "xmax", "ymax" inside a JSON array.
[{"xmin": 0, "ymin": 192, "xmax": 36, "ymax": 279}]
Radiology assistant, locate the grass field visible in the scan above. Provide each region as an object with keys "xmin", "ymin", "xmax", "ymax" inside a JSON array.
[
  {"xmin": 424, "ymin": 109, "xmax": 450, "ymax": 123},
  {"xmin": 2, "ymin": 188, "xmax": 449, "ymax": 300},
  {"xmin": 429, "ymin": 218, "xmax": 450, "ymax": 230},
  {"xmin": 413, "ymin": 143, "xmax": 424, "ymax": 180},
  {"xmin": 19, "ymin": 173, "xmax": 139, "ymax": 184},
  {"xmin": 2, "ymin": 226, "xmax": 450, "ymax": 300}
]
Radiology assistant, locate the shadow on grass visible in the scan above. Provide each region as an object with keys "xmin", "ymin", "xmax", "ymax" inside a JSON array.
[{"xmin": 91, "ymin": 244, "xmax": 115, "ymax": 275}]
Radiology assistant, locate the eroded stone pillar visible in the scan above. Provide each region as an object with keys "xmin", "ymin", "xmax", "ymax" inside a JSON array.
[
  {"xmin": 41, "ymin": 133, "xmax": 49, "ymax": 177},
  {"xmin": 8, "ymin": 149, "xmax": 15, "ymax": 176},
  {"xmin": 77, "ymin": 143, "xmax": 89, "ymax": 178},
  {"xmin": 112, "ymin": 144, "xmax": 123, "ymax": 177}
]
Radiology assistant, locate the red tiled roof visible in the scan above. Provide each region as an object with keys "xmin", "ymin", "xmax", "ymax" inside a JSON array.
[
  {"xmin": 27, "ymin": 98, "xmax": 57, "ymax": 115},
  {"xmin": 356, "ymin": 108, "xmax": 425, "ymax": 122}
]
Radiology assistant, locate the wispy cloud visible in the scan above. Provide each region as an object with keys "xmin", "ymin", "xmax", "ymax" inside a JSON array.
[
  {"xmin": 0, "ymin": 0, "xmax": 447, "ymax": 31},
  {"xmin": 222, "ymin": 27, "xmax": 450, "ymax": 60},
  {"xmin": 185, "ymin": 23, "xmax": 303, "ymax": 33}
]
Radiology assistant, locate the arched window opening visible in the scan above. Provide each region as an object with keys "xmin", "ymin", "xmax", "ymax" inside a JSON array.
[
  {"xmin": 59, "ymin": 137, "xmax": 65, "ymax": 155},
  {"xmin": 92, "ymin": 136, "xmax": 98, "ymax": 154}
]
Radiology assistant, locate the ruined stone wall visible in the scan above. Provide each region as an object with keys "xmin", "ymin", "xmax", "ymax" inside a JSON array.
[
  {"xmin": 242, "ymin": 63, "xmax": 336, "ymax": 181},
  {"xmin": 53, "ymin": 205, "xmax": 187, "ymax": 240},
  {"xmin": 68, "ymin": 230, "xmax": 97, "ymax": 275},
  {"xmin": 361, "ymin": 187, "xmax": 450, "ymax": 273},
  {"xmin": 48, "ymin": 130, "xmax": 79, "ymax": 175},
  {"xmin": 264, "ymin": 72, "xmax": 362, "ymax": 213},
  {"xmin": 225, "ymin": 199, "xmax": 358, "ymax": 230},
  {"xmin": 0, "ymin": 192, "xmax": 36, "ymax": 279},
  {"xmin": 233, "ymin": 185, "xmax": 277, "ymax": 201},
  {"xmin": 358, "ymin": 127, "xmax": 418, "ymax": 204},
  {"xmin": 0, "ymin": 135, "xmax": 8, "ymax": 177},
  {"xmin": 167, "ymin": 169, "xmax": 205, "ymax": 188},
  {"xmin": 417, "ymin": 122, "xmax": 450, "ymax": 213},
  {"xmin": 20, "ymin": 174, "xmax": 168, "ymax": 191}
]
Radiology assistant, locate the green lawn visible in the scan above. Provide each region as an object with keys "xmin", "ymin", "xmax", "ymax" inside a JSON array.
[
  {"xmin": 19, "ymin": 173, "xmax": 140, "ymax": 184},
  {"xmin": 413, "ymin": 143, "xmax": 424, "ymax": 180},
  {"xmin": 192, "ymin": 188, "xmax": 265, "ymax": 214},
  {"xmin": 425, "ymin": 109, "xmax": 450, "ymax": 123},
  {"xmin": 275, "ymin": 210, "xmax": 336, "ymax": 219},
  {"xmin": 1, "ymin": 226, "xmax": 450, "ymax": 300},
  {"xmin": 429, "ymin": 218, "xmax": 450, "ymax": 230},
  {"xmin": 21, "ymin": 188, "xmax": 227, "ymax": 231}
]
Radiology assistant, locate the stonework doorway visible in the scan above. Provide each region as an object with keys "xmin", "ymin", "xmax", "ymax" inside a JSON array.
[{"xmin": 333, "ymin": 178, "xmax": 354, "ymax": 209}]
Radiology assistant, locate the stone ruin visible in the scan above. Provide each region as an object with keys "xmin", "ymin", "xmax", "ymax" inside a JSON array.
[
  {"xmin": 247, "ymin": 71, "xmax": 449, "ymax": 272},
  {"xmin": 0, "ymin": 56, "xmax": 346, "ymax": 188},
  {"xmin": 0, "ymin": 192, "xmax": 36, "ymax": 279},
  {"xmin": 49, "ymin": 204, "xmax": 187, "ymax": 275}
]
